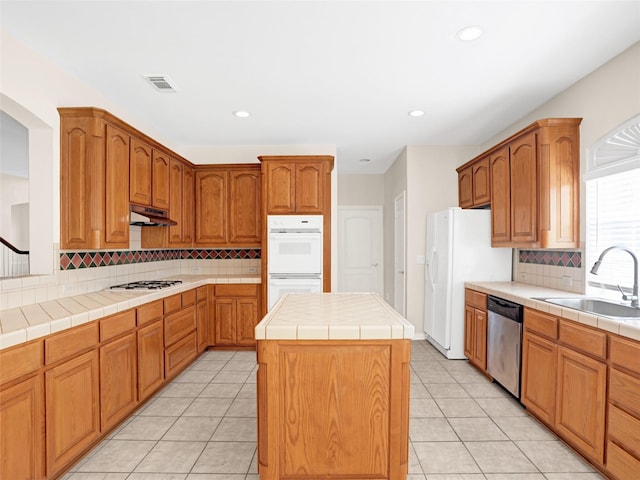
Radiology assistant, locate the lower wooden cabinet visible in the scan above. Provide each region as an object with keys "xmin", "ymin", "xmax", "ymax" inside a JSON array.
[
  {"xmin": 100, "ymin": 332, "xmax": 138, "ymax": 431},
  {"xmin": 0, "ymin": 375, "xmax": 45, "ymax": 480},
  {"xmin": 165, "ymin": 332, "xmax": 198, "ymax": 377},
  {"xmin": 555, "ymin": 345, "xmax": 606, "ymax": 464},
  {"xmin": 45, "ymin": 350, "xmax": 100, "ymax": 477},
  {"xmin": 137, "ymin": 320, "xmax": 164, "ymax": 401},
  {"xmin": 196, "ymin": 286, "xmax": 209, "ymax": 353},
  {"xmin": 463, "ymin": 289, "xmax": 488, "ymax": 372},
  {"xmin": 521, "ymin": 331, "xmax": 557, "ymax": 425},
  {"xmin": 214, "ymin": 284, "xmax": 259, "ymax": 347}
]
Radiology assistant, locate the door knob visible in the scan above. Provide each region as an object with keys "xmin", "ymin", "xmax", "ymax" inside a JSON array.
[{"xmin": 371, "ymin": 263, "xmax": 378, "ymax": 267}]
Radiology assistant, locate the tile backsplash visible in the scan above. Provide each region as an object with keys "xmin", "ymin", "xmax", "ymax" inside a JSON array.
[
  {"xmin": 516, "ymin": 249, "xmax": 584, "ymax": 294},
  {"xmin": 0, "ymin": 244, "xmax": 261, "ymax": 311}
]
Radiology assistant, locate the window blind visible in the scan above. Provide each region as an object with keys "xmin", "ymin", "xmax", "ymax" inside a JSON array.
[{"xmin": 585, "ymin": 168, "xmax": 640, "ymax": 294}]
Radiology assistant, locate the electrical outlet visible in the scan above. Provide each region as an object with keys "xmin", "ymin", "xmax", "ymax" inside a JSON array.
[
  {"xmin": 191, "ymin": 266, "xmax": 201, "ymax": 273},
  {"xmin": 561, "ymin": 275, "xmax": 573, "ymax": 287},
  {"xmin": 248, "ymin": 266, "xmax": 257, "ymax": 273},
  {"xmin": 417, "ymin": 255, "xmax": 425, "ymax": 265},
  {"xmin": 519, "ymin": 272, "xmax": 529, "ymax": 282}
]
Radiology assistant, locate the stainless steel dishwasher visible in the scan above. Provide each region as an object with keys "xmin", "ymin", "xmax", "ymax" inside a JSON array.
[{"xmin": 487, "ymin": 295, "xmax": 523, "ymax": 398}]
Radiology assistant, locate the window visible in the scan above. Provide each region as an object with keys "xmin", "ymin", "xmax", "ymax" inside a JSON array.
[{"xmin": 585, "ymin": 115, "xmax": 640, "ymax": 297}]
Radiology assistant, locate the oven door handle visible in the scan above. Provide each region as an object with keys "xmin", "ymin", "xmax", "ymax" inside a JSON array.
[{"xmin": 269, "ymin": 232, "xmax": 321, "ymax": 239}]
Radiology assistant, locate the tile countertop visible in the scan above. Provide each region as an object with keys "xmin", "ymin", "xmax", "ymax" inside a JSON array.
[
  {"xmin": 466, "ymin": 281, "xmax": 640, "ymax": 341},
  {"xmin": 0, "ymin": 274, "xmax": 261, "ymax": 350},
  {"xmin": 255, "ymin": 292, "xmax": 416, "ymax": 340}
]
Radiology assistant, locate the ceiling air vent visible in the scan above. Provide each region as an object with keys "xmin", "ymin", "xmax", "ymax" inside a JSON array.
[{"xmin": 143, "ymin": 74, "xmax": 179, "ymax": 93}]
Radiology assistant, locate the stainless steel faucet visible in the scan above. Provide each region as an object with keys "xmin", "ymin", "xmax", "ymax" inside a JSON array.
[{"xmin": 590, "ymin": 246, "xmax": 639, "ymax": 308}]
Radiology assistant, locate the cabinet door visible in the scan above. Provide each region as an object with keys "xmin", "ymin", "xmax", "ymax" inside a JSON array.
[
  {"xmin": 152, "ymin": 149, "xmax": 170, "ymax": 210},
  {"xmin": 0, "ymin": 375, "xmax": 45, "ymax": 480},
  {"xmin": 130, "ymin": 137, "xmax": 152, "ymax": 206},
  {"xmin": 472, "ymin": 157, "xmax": 490, "ymax": 206},
  {"xmin": 45, "ymin": 350, "xmax": 100, "ymax": 476},
  {"xmin": 100, "ymin": 332, "xmax": 137, "ymax": 431},
  {"xmin": 458, "ymin": 166, "xmax": 473, "ymax": 208},
  {"xmin": 182, "ymin": 164, "xmax": 195, "ymax": 246},
  {"xmin": 168, "ymin": 158, "xmax": 183, "ymax": 245},
  {"xmin": 266, "ymin": 162, "xmax": 295, "ymax": 213},
  {"xmin": 214, "ymin": 298, "xmax": 236, "ymax": 345},
  {"xmin": 464, "ymin": 306, "xmax": 474, "ymax": 360},
  {"xmin": 521, "ymin": 331, "xmax": 557, "ymax": 425},
  {"xmin": 229, "ymin": 169, "xmax": 261, "ymax": 245},
  {"xmin": 510, "ymin": 133, "xmax": 537, "ymax": 243},
  {"xmin": 105, "ymin": 125, "xmax": 130, "ymax": 246},
  {"xmin": 195, "ymin": 169, "xmax": 227, "ymax": 245},
  {"xmin": 197, "ymin": 299, "xmax": 209, "ymax": 353},
  {"xmin": 555, "ymin": 346, "xmax": 606, "ymax": 464},
  {"xmin": 137, "ymin": 321, "xmax": 164, "ymax": 401},
  {"xmin": 490, "ymin": 147, "xmax": 511, "ymax": 246},
  {"xmin": 295, "ymin": 162, "xmax": 323, "ymax": 213},
  {"xmin": 472, "ymin": 309, "xmax": 487, "ymax": 370},
  {"xmin": 236, "ymin": 297, "xmax": 259, "ymax": 346}
]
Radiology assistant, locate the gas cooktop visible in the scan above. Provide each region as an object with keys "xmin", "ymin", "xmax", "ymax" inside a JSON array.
[{"xmin": 110, "ymin": 280, "xmax": 183, "ymax": 291}]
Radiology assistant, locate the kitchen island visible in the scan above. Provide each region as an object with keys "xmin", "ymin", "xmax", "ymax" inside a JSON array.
[{"xmin": 255, "ymin": 293, "xmax": 414, "ymax": 480}]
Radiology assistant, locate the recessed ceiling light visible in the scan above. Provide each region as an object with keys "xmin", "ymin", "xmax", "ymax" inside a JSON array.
[
  {"xmin": 408, "ymin": 109, "xmax": 425, "ymax": 117},
  {"xmin": 233, "ymin": 110, "xmax": 251, "ymax": 118},
  {"xmin": 456, "ymin": 25, "xmax": 483, "ymax": 41},
  {"xmin": 359, "ymin": 158, "xmax": 371, "ymax": 163}
]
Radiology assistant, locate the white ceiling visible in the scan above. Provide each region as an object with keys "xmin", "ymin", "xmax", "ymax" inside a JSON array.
[{"xmin": 2, "ymin": 1, "xmax": 640, "ymax": 174}]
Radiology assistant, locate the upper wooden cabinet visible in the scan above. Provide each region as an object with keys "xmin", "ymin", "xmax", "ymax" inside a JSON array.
[
  {"xmin": 168, "ymin": 158, "xmax": 194, "ymax": 247},
  {"xmin": 130, "ymin": 138, "xmax": 152, "ymax": 206},
  {"xmin": 152, "ymin": 149, "xmax": 170, "ymax": 210},
  {"xmin": 195, "ymin": 165, "xmax": 261, "ymax": 247},
  {"xmin": 457, "ymin": 157, "xmax": 490, "ymax": 208},
  {"xmin": 259, "ymin": 155, "xmax": 334, "ymax": 214},
  {"xmin": 464, "ymin": 118, "xmax": 581, "ymax": 248}
]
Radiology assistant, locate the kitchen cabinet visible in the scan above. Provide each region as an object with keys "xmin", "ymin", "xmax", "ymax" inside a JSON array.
[
  {"xmin": 458, "ymin": 118, "xmax": 582, "ymax": 248},
  {"xmin": 195, "ymin": 166, "xmax": 261, "ymax": 247},
  {"xmin": 463, "ymin": 289, "xmax": 488, "ymax": 372},
  {"xmin": 130, "ymin": 137, "xmax": 152, "ymax": 206},
  {"xmin": 99, "ymin": 310, "xmax": 138, "ymax": 432},
  {"xmin": 196, "ymin": 286, "xmax": 209, "ymax": 353},
  {"xmin": 607, "ymin": 335, "xmax": 640, "ymax": 479},
  {"xmin": 213, "ymin": 284, "xmax": 260, "ymax": 347},
  {"xmin": 0, "ymin": 340, "xmax": 45, "ymax": 480},
  {"xmin": 168, "ymin": 158, "xmax": 194, "ymax": 246},
  {"xmin": 521, "ymin": 308, "xmax": 558, "ymax": 426},
  {"xmin": 59, "ymin": 109, "xmax": 130, "ymax": 249},
  {"xmin": 457, "ymin": 156, "xmax": 490, "ymax": 208},
  {"xmin": 137, "ymin": 300, "xmax": 167, "ymax": 404},
  {"xmin": 164, "ymin": 291, "xmax": 198, "ymax": 378},
  {"xmin": 152, "ymin": 149, "xmax": 171, "ymax": 210}
]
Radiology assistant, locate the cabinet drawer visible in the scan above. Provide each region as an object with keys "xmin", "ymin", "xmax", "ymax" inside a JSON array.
[
  {"xmin": 137, "ymin": 300, "xmax": 163, "ymax": 327},
  {"xmin": 464, "ymin": 289, "xmax": 486, "ymax": 310},
  {"xmin": 165, "ymin": 331, "xmax": 197, "ymax": 378},
  {"xmin": 164, "ymin": 305, "xmax": 196, "ymax": 346},
  {"xmin": 524, "ymin": 308, "xmax": 558, "ymax": 340},
  {"xmin": 164, "ymin": 294, "xmax": 182, "ymax": 314},
  {"xmin": 215, "ymin": 284, "xmax": 258, "ymax": 297},
  {"xmin": 100, "ymin": 310, "xmax": 136, "ymax": 342},
  {"xmin": 609, "ymin": 404, "xmax": 640, "ymax": 459},
  {"xmin": 607, "ymin": 440, "xmax": 640, "ymax": 480},
  {"xmin": 559, "ymin": 319, "xmax": 606, "ymax": 360},
  {"xmin": 182, "ymin": 289, "xmax": 196, "ymax": 306},
  {"xmin": 610, "ymin": 368, "xmax": 640, "ymax": 418},
  {"xmin": 610, "ymin": 335, "xmax": 640, "ymax": 376},
  {"xmin": 45, "ymin": 322, "xmax": 98, "ymax": 365},
  {"xmin": 0, "ymin": 339, "xmax": 43, "ymax": 385},
  {"xmin": 196, "ymin": 286, "xmax": 207, "ymax": 301}
]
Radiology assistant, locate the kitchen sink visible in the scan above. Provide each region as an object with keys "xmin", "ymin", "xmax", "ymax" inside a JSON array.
[{"xmin": 536, "ymin": 297, "xmax": 640, "ymax": 319}]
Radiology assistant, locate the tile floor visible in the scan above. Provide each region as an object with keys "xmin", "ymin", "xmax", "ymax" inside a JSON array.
[{"xmin": 62, "ymin": 340, "xmax": 605, "ymax": 480}]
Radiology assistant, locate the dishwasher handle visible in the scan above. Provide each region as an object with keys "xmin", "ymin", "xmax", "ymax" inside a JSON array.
[{"xmin": 488, "ymin": 295, "xmax": 523, "ymax": 322}]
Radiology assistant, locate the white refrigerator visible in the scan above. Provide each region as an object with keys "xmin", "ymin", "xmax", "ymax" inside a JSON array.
[{"xmin": 423, "ymin": 207, "xmax": 512, "ymax": 359}]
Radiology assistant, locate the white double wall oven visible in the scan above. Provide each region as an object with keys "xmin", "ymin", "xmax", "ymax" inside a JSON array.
[{"xmin": 267, "ymin": 215, "xmax": 323, "ymax": 310}]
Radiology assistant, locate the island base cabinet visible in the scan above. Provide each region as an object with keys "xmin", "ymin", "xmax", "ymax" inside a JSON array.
[
  {"xmin": 257, "ymin": 339, "xmax": 411, "ymax": 480},
  {"xmin": 0, "ymin": 375, "xmax": 45, "ymax": 480},
  {"xmin": 45, "ymin": 350, "xmax": 100, "ymax": 477}
]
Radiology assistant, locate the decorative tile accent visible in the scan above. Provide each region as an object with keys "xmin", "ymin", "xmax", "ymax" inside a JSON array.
[
  {"xmin": 60, "ymin": 249, "xmax": 261, "ymax": 270},
  {"xmin": 519, "ymin": 249, "xmax": 582, "ymax": 268}
]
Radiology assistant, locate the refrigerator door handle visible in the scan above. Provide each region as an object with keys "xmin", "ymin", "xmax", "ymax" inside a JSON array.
[{"xmin": 431, "ymin": 251, "xmax": 438, "ymax": 286}]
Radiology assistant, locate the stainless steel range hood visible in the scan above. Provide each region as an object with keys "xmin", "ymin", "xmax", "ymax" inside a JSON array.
[{"xmin": 130, "ymin": 204, "xmax": 177, "ymax": 227}]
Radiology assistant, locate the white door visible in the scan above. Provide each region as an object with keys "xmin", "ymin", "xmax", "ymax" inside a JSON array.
[
  {"xmin": 337, "ymin": 206, "xmax": 383, "ymax": 294},
  {"xmin": 394, "ymin": 192, "xmax": 406, "ymax": 316}
]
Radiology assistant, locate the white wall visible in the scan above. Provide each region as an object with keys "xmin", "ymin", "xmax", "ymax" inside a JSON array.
[
  {"xmin": 0, "ymin": 175, "xmax": 29, "ymax": 249},
  {"xmin": 338, "ymin": 174, "xmax": 385, "ymax": 206}
]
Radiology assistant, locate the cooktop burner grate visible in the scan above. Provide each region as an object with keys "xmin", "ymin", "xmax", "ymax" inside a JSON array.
[{"xmin": 110, "ymin": 280, "xmax": 183, "ymax": 290}]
